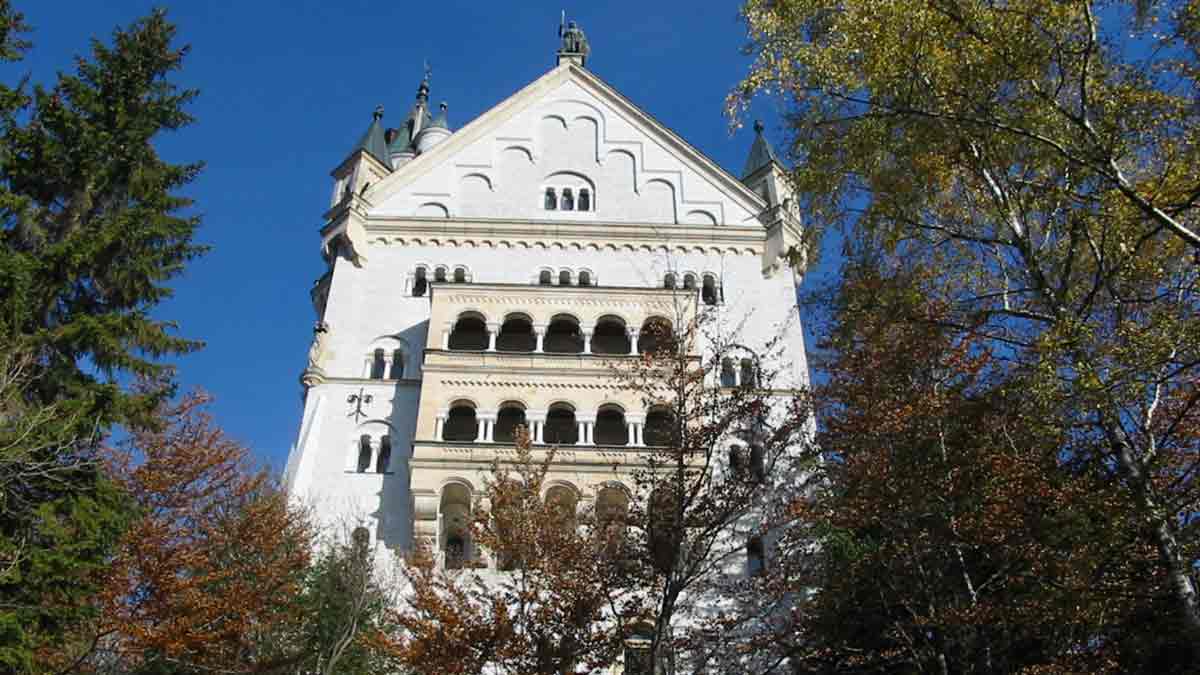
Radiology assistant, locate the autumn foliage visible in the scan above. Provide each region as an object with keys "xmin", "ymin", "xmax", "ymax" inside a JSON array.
[{"xmin": 58, "ymin": 392, "xmax": 314, "ymax": 673}]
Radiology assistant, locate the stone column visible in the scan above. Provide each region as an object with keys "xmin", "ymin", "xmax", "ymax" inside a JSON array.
[
  {"xmin": 627, "ymin": 414, "xmax": 646, "ymax": 446},
  {"xmin": 480, "ymin": 414, "xmax": 496, "ymax": 442},
  {"xmin": 434, "ymin": 414, "xmax": 445, "ymax": 442},
  {"xmin": 534, "ymin": 324, "xmax": 546, "ymax": 353},
  {"xmin": 582, "ymin": 331, "xmax": 592, "ymax": 354},
  {"xmin": 627, "ymin": 329, "xmax": 640, "ymax": 356},
  {"xmin": 528, "ymin": 410, "xmax": 547, "ymax": 444},
  {"xmin": 441, "ymin": 329, "xmax": 450, "ymax": 350},
  {"xmin": 578, "ymin": 416, "xmax": 596, "ymax": 445},
  {"xmin": 486, "ymin": 323, "xmax": 499, "ymax": 352}
]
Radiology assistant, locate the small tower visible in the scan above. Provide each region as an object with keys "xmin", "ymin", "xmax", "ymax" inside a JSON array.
[
  {"xmin": 323, "ymin": 106, "xmax": 392, "ymax": 268},
  {"xmin": 557, "ymin": 18, "xmax": 590, "ymax": 67},
  {"xmin": 742, "ymin": 120, "xmax": 805, "ymax": 276},
  {"xmin": 415, "ymin": 102, "xmax": 452, "ymax": 153}
]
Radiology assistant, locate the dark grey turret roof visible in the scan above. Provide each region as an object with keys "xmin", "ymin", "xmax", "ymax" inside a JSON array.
[
  {"xmin": 354, "ymin": 105, "xmax": 390, "ymax": 165},
  {"xmin": 742, "ymin": 120, "xmax": 779, "ymax": 179},
  {"xmin": 426, "ymin": 102, "xmax": 449, "ymax": 130}
]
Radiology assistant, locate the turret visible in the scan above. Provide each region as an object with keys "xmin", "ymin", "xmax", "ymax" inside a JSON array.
[
  {"xmin": 414, "ymin": 102, "xmax": 451, "ymax": 153},
  {"xmin": 742, "ymin": 121, "xmax": 804, "ymax": 277}
]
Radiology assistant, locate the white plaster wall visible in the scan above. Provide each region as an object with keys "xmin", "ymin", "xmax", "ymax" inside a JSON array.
[{"xmin": 371, "ymin": 79, "xmax": 757, "ymax": 227}]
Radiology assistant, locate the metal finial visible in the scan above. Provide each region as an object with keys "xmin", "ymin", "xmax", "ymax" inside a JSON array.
[
  {"xmin": 373, "ymin": 105, "xmax": 384, "ymax": 121},
  {"xmin": 753, "ymin": 120, "xmax": 765, "ymax": 134}
]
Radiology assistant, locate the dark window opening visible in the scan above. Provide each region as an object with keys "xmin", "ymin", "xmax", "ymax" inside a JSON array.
[
  {"xmin": 445, "ymin": 535, "xmax": 466, "ymax": 570},
  {"xmin": 389, "ymin": 349, "xmax": 404, "ymax": 379},
  {"xmin": 539, "ymin": 269, "xmax": 553, "ymax": 285},
  {"xmin": 454, "ymin": 268, "xmax": 466, "ymax": 283},
  {"xmin": 444, "ymin": 406, "xmax": 479, "ymax": 442},
  {"xmin": 435, "ymin": 267, "xmax": 447, "ymax": 283},
  {"xmin": 592, "ymin": 318, "xmax": 630, "ymax": 355},
  {"xmin": 578, "ymin": 188, "xmax": 591, "ymax": 211},
  {"xmin": 494, "ymin": 407, "xmax": 527, "ymax": 443},
  {"xmin": 413, "ymin": 268, "xmax": 428, "ymax": 296},
  {"xmin": 683, "ymin": 274, "xmax": 697, "ymax": 290},
  {"xmin": 559, "ymin": 270, "xmax": 571, "ymax": 286},
  {"xmin": 357, "ymin": 435, "xmax": 372, "ymax": 473},
  {"xmin": 561, "ymin": 187, "xmax": 575, "ymax": 211},
  {"xmin": 663, "ymin": 273, "xmax": 676, "ymax": 289},
  {"xmin": 639, "ymin": 318, "xmax": 675, "ymax": 355},
  {"xmin": 729, "ymin": 445, "xmax": 747, "ymax": 479},
  {"xmin": 748, "ymin": 536, "xmax": 766, "ymax": 576},
  {"xmin": 720, "ymin": 359, "xmax": 736, "ymax": 387},
  {"xmin": 376, "ymin": 435, "xmax": 392, "ymax": 473},
  {"xmin": 544, "ymin": 406, "xmax": 578, "ymax": 445},
  {"xmin": 544, "ymin": 317, "xmax": 583, "ymax": 354},
  {"xmin": 594, "ymin": 407, "xmax": 628, "ymax": 446},
  {"xmin": 643, "ymin": 409, "xmax": 674, "ymax": 447},
  {"xmin": 578, "ymin": 270, "xmax": 592, "ymax": 286},
  {"xmin": 740, "ymin": 359, "xmax": 757, "ymax": 389},
  {"xmin": 497, "ymin": 316, "xmax": 536, "ymax": 352},
  {"xmin": 649, "ymin": 488, "xmax": 681, "ymax": 575},
  {"xmin": 702, "ymin": 276, "xmax": 719, "ymax": 305},
  {"xmin": 448, "ymin": 316, "xmax": 488, "ymax": 351},
  {"xmin": 544, "ymin": 188, "xmax": 557, "ymax": 210},
  {"xmin": 370, "ymin": 348, "xmax": 386, "ymax": 379},
  {"xmin": 750, "ymin": 444, "xmax": 766, "ymax": 483}
]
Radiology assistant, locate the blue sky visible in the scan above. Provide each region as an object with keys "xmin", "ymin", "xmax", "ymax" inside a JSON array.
[{"xmin": 16, "ymin": 1, "xmax": 817, "ymax": 471}]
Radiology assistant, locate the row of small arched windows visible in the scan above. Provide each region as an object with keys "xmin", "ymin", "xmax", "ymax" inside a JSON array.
[
  {"xmin": 664, "ymin": 272, "xmax": 722, "ymax": 306},
  {"xmin": 537, "ymin": 268, "xmax": 595, "ymax": 286},
  {"xmin": 446, "ymin": 313, "xmax": 676, "ymax": 355},
  {"xmin": 412, "ymin": 265, "xmax": 471, "ymax": 297},
  {"xmin": 437, "ymin": 400, "xmax": 675, "ymax": 448},
  {"xmin": 543, "ymin": 186, "xmax": 592, "ymax": 212}
]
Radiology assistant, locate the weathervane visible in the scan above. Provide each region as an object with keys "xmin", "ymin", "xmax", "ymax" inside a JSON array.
[{"xmin": 347, "ymin": 388, "xmax": 374, "ymax": 422}]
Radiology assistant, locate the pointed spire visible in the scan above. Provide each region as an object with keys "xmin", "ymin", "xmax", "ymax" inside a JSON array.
[
  {"xmin": 354, "ymin": 104, "xmax": 390, "ymax": 166},
  {"xmin": 742, "ymin": 119, "xmax": 779, "ymax": 179}
]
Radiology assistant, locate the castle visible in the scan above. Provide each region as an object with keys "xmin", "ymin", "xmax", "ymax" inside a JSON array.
[{"xmin": 282, "ymin": 22, "xmax": 808, "ymax": 667}]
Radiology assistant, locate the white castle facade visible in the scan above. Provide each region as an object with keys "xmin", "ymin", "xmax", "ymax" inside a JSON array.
[{"xmin": 283, "ymin": 24, "xmax": 808, "ymax": 670}]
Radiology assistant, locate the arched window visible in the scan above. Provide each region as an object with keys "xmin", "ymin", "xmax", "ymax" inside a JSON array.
[
  {"xmin": 544, "ymin": 485, "xmax": 578, "ymax": 533},
  {"xmin": 561, "ymin": 188, "xmax": 575, "ymax": 211},
  {"xmin": 441, "ymin": 482, "xmax": 472, "ymax": 569},
  {"xmin": 544, "ymin": 404, "xmax": 578, "ymax": 445},
  {"xmin": 702, "ymin": 275, "xmax": 719, "ymax": 305},
  {"xmin": 389, "ymin": 349, "xmax": 405, "ymax": 379},
  {"xmin": 370, "ymin": 348, "xmax": 386, "ymax": 379},
  {"xmin": 578, "ymin": 188, "xmax": 591, "ymax": 211},
  {"xmin": 544, "ymin": 187, "xmax": 557, "ymax": 210},
  {"xmin": 643, "ymin": 408, "xmax": 674, "ymax": 447},
  {"xmin": 412, "ymin": 267, "xmax": 428, "ymax": 296},
  {"xmin": 559, "ymin": 270, "xmax": 572, "ymax": 286},
  {"xmin": 720, "ymin": 358, "xmax": 736, "ymax": 387},
  {"xmin": 544, "ymin": 315, "xmax": 583, "ymax": 354},
  {"xmin": 594, "ymin": 405, "xmax": 628, "ymax": 446},
  {"xmin": 740, "ymin": 359, "xmax": 757, "ymax": 389},
  {"xmin": 497, "ymin": 315, "xmax": 536, "ymax": 352},
  {"xmin": 356, "ymin": 435, "xmax": 372, "ymax": 473},
  {"xmin": 539, "ymin": 269, "xmax": 553, "ymax": 285},
  {"xmin": 663, "ymin": 272, "xmax": 676, "ymax": 289},
  {"xmin": 453, "ymin": 267, "xmax": 466, "ymax": 283},
  {"xmin": 448, "ymin": 313, "xmax": 488, "ymax": 351},
  {"xmin": 748, "ymin": 536, "xmax": 766, "ymax": 576},
  {"xmin": 435, "ymin": 267, "xmax": 447, "ymax": 283},
  {"xmin": 578, "ymin": 270, "xmax": 592, "ymax": 286},
  {"xmin": 376, "ymin": 435, "xmax": 392, "ymax": 473},
  {"xmin": 592, "ymin": 316, "xmax": 630, "ymax": 355},
  {"xmin": 638, "ymin": 317, "xmax": 675, "ymax": 355},
  {"xmin": 683, "ymin": 273, "xmax": 697, "ymax": 290},
  {"xmin": 494, "ymin": 404, "xmax": 527, "ymax": 443},
  {"xmin": 444, "ymin": 403, "xmax": 479, "ymax": 442}
]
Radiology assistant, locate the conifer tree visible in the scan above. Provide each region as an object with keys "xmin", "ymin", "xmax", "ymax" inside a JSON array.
[{"xmin": 0, "ymin": 5, "xmax": 203, "ymax": 669}]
